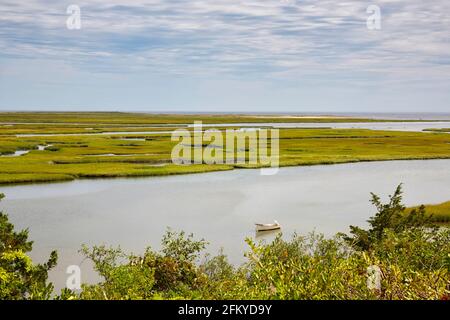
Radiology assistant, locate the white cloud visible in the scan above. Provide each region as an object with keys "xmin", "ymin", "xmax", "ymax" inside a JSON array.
[{"xmin": 0, "ymin": 0, "xmax": 449, "ymax": 85}]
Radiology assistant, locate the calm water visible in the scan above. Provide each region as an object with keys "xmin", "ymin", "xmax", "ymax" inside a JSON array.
[
  {"xmin": 15, "ymin": 121, "xmax": 450, "ymax": 136},
  {"xmin": 195, "ymin": 121, "xmax": 450, "ymax": 132},
  {"xmin": 1, "ymin": 159, "xmax": 450, "ymax": 291}
]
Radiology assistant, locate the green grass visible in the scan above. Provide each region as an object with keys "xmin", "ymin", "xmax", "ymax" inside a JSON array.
[
  {"xmin": 423, "ymin": 128, "xmax": 450, "ymax": 133},
  {"xmin": 1, "ymin": 111, "xmax": 446, "ymax": 125},
  {"xmin": 1, "ymin": 113, "xmax": 450, "ymax": 185},
  {"xmin": 0, "ymin": 124, "xmax": 182, "ymax": 136},
  {"xmin": 406, "ymin": 201, "xmax": 450, "ymax": 225}
]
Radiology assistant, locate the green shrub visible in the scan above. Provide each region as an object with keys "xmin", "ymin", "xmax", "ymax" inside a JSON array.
[
  {"xmin": 45, "ymin": 146, "xmax": 60, "ymax": 152},
  {"xmin": 0, "ymin": 193, "xmax": 57, "ymax": 299},
  {"xmin": 340, "ymin": 184, "xmax": 433, "ymax": 251},
  {"xmin": 77, "ymin": 229, "xmax": 208, "ymax": 299}
]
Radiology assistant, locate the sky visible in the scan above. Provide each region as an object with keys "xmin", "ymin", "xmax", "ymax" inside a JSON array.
[{"xmin": 0, "ymin": 0, "xmax": 449, "ymax": 113}]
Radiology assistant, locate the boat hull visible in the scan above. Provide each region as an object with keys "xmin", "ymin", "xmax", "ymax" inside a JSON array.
[{"xmin": 255, "ymin": 225, "xmax": 281, "ymax": 232}]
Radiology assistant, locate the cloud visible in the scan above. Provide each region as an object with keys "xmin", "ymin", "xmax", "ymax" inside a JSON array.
[
  {"xmin": 0, "ymin": 0, "xmax": 449, "ymax": 111},
  {"xmin": 0, "ymin": 1, "xmax": 448, "ymax": 76}
]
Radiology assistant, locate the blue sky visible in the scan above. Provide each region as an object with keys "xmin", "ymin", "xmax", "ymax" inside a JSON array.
[{"xmin": 0, "ymin": 0, "xmax": 449, "ymax": 112}]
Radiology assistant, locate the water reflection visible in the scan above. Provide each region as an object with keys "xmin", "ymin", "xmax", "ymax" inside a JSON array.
[{"xmin": 255, "ymin": 229, "xmax": 282, "ymax": 242}]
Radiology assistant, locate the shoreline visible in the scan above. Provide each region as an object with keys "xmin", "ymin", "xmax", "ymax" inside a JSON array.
[{"xmin": 2, "ymin": 156, "xmax": 450, "ymax": 186}]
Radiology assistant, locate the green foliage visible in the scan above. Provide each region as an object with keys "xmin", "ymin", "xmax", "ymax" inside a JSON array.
[
  {"xmin": 0, "ymin": 193, "xmax": 57, "ymax": 299},
  {"xmin": 78, "ymin": 245, "xmax": 156, "ymax": 300},
  {"xmin": 363, "ymin": 229, "xmax": 450, "ymax": 299},
  {"xmin": 161, "ymin": 229, "xmax": 207, "ymax": 263},
  {"xmin": 44, "ymin": 146, "xmax": 60, "ymax": 152},
  {"xmin": 74, "ymin": 223, "xmax": 449, "ymax": 300},
  {"xmin": 199, "ymin": 249, "xmax": 234, "ymax": 282},
  {"xmin": 77, "ymin": 230, "xmax": 208, "ymax": 299},
  {"xmin": 406, "ymin": 201, "xmax": 450, "ymax": 225},
  {"xmin": 341, "ymin": 184, "xmax": 433, "ymax": 250},
  {"xmin": 223, "ymin": 234, "xmax": 372, "ymax": 300}
]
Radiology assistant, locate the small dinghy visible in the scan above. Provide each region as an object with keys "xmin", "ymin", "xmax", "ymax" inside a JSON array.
[{"xmin": 255, "ymin": 220, "xmax": 281, "ymax": 232}]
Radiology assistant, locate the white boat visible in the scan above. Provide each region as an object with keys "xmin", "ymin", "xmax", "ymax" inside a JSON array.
[{"xmin": 255, "ymin": 220, "xmax": 281, "ymax": 232}]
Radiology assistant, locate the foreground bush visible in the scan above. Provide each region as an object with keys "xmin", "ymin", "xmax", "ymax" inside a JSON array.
[
  {"xmin": 77, "ymin": 230, "xmax": 209, "ymax": 299},
  {"xmin": 68, "ymin": 185, "xmax": 449, "ymax": 300},
  {"xmin": 68, "ymin": 229, "xmax": 449, "ymax": 300},
  {"xmin": 0, "ymin": 194, "xmax": 57, "ymax": 299},
  {"xmin": 1, "ymin": 186, "xmax": 449, "ymax": 300}
]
